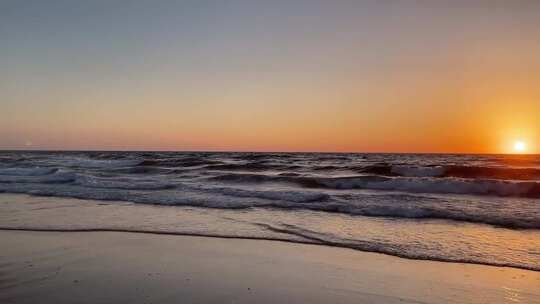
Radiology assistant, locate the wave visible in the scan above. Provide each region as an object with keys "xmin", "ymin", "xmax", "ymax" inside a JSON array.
[
  {"xmin": 231, "ymin": 153, "xmax": 296, "ymax": 161},
  {"xmin": 61, "ymin": 158, "xmax": 142, "ymax": 168},
  {"xmin": 209, "ymin": 172, "xmax": 283, "ymax": 183},
  {"xmin": 193, "ymin": 186, "xmax": 330, "ymax": 203},
  {"xmin": 0, "ymin": 167, "xmax": 175, "ymax": 190},
  {"xmin": 204, "ymin": 162, "xmax": 302, "ymax": 171},
  {"xmin": 332, "ymin": 194, "xmax": 540, "ymax": 229},
  {"xmin": 107, "ymin": 166, "xmax": 174, "ymax": 175},
  {"xmin": 314, "ymin": 176, "xmax": 540, "ymax": 197},
  {"xmin": 210, "ymin": 172, "xmax": 540, "ymax": 198},
  {"xmin": 251, "ymin": 223, "xmax": 540, "ymax": 272},
  {"xmin": 0, "ymin": 171, "xmax": 76, "ymax": 184},
  {"xmin": 1, "ymin": 180, "xmax": 538, "ymax": 229},
  {"xmin": 209, "ymin": 190, "xmax": 540, "ymax": 229},
  {"xmin": 390, "ymin": 165, "xmax": 446, "ymax": 177},
  {"xmin": 139, "ymin": 157, "xmax": 222, "ymax": 167},
  {"xmin": 314, "ymin": 155, "xmax": 353, "ymax": 161},
  {"xmin": 0, "ymin": 167, "xmax": 58, "ymax": 176},
  {"xmin": 443, "ymin": 165, "xmax": 540, "ymax": 180},
  {"xmin": 74, "ymin": 175, "xmax": 176, "ymax": 190},
  {"xmin": 359, "ymin": 164, "xmax": 540, "ymax": 180}
]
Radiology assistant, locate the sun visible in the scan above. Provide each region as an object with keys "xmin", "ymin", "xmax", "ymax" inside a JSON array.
[{"xmin": 513, "ymin": 141, "xmax": 526, "ymax": 153}]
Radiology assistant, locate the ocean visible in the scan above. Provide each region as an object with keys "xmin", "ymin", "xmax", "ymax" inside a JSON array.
[{"xmin": 0, "ymin": 151, "xmax": 539, "ymax": 271}]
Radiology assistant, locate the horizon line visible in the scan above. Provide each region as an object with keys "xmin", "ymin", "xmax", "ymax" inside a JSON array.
[{"xmin": 0, "ymin": 149, "xmax": 537, "ymax": 156}]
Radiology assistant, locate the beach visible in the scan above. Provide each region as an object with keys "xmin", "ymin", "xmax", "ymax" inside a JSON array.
[
  {"xmin": 0, "ymin": 152, "xmax": 539, "ymax": 303},
  {"xmin": 2, "ymin": 230, "xmax": 539, "ymax": 304}
]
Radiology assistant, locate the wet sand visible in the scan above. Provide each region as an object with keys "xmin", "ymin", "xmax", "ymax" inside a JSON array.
[{"xmin": 1, "ymin": 230, "xmax": 539, "ymax": 304}]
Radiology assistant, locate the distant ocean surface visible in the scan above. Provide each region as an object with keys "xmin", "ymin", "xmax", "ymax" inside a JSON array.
[{"xmin": 0, "ymin": 151, "xmax": 539, "ymax": 271}]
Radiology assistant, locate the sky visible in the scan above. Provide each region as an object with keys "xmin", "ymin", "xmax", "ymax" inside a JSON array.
[{"xmin": 1, "ymin": 0, "xmax": 539, "ymax": 153}]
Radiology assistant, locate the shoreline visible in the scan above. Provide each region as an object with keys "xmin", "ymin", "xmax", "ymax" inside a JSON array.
[
  {"xmin": 1, "ymin": 226, "xmax": 539, "ymax": 273},
  {"xmin": 1, "ymin": 230, "xmax": 539, "ymax": 304},
  {"xmin": 1, "ymin": 193, "xmax": 539, "ymax": 273}
]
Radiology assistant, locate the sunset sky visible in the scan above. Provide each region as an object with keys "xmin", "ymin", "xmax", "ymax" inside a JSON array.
[{"xmin": 1, "ymin": 0, "xmax": 539, "ymax": 153}]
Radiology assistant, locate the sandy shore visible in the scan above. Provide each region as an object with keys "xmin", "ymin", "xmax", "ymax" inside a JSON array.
[{"xmin": 1, "ymin": 231, "xmax": 539, "ymax": 304}]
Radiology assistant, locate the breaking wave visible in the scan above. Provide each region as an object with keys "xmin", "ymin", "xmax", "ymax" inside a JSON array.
[
  {"xmin": 359, "ymin": 164, "xmax": 540, "ymax": 180},
  {"xmin": 210, "ymin": 173, "xmax": 540, "ymax": 198}
]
